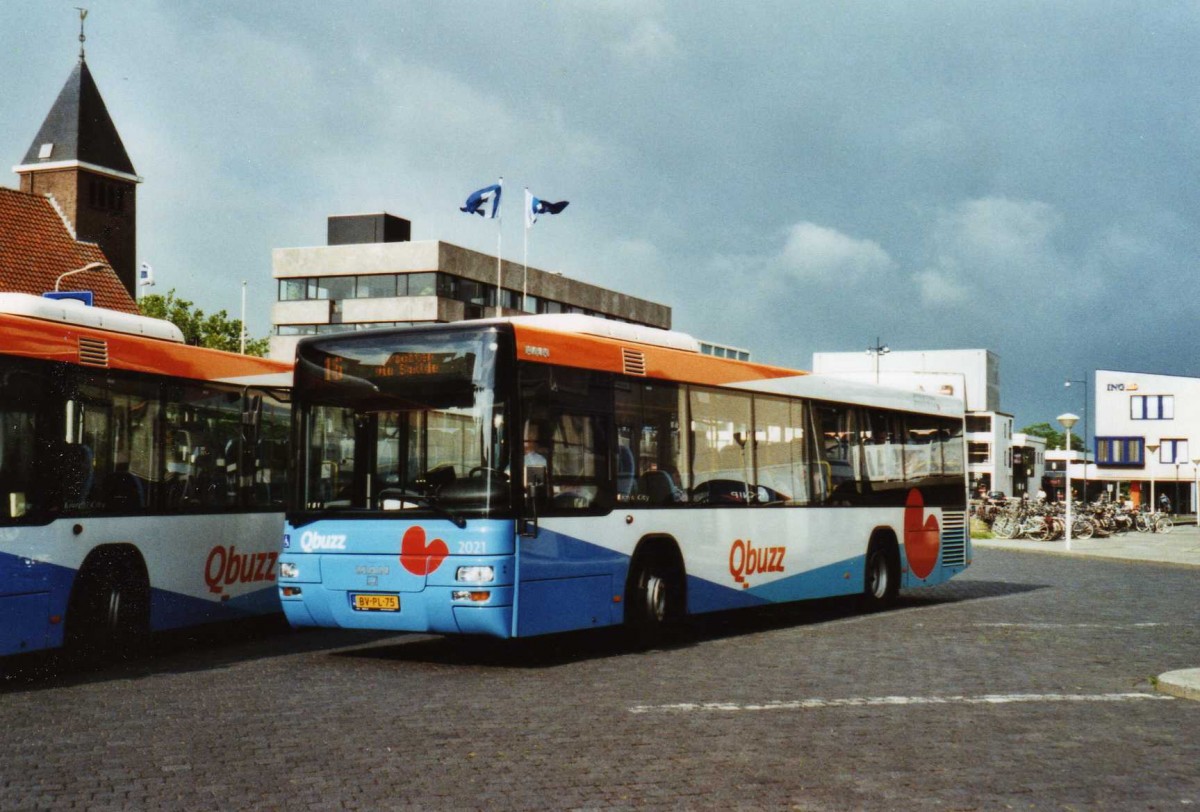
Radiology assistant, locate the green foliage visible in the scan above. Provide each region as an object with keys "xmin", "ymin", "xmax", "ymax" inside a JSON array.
[
  {"xmin": 138, "ymin": 289, "xmax": 269, "ymax": 357},
  {"xmin": 1019, "ymin": 421, "xmax": 1085, "ymax": 452}
]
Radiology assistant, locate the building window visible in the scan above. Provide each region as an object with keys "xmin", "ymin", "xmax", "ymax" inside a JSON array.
[
  {"xmin": 1160, "ymin": 439, "xmax": 1189, "ymax": 464},
  {"xmin": 356, "ymin": 274, "xmax": 398, "ymax": 299},
  {"xmin": 87, "ymin": 179, "xmax": 126, "ymax": 212},
  {"xmin": 968, "ymin": 442, "xmax": 990, "ymax": 464},
  {"xmin": 1131, "ymin": 395, "xmax": 1173, "ymax": 420},
  {"xmin": 965, "ymin": 415, "xmax": 991, "ymax": 433},
  {"xmin": 407, "ymin": 273, "xmax": 437, "ymax": 297},
  {"xmin": 1095, "ymin": 437, "xmax": 1144, "ymax": 467},
  {"xmin": 279, "ymin": 279, "xmax": 307, "ymax": 301}
]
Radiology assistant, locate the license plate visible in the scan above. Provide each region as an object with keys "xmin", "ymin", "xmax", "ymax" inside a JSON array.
[{"xmin": 352, "ymin": 594, "xmax": 400, "ymax": 612}]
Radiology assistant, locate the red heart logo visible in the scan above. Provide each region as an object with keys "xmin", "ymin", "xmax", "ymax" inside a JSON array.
[
  {"xmin": 399, "ymin": 525, "xmax": 449, "ymax": 576},
  {"xmin": 903, "ymin": 489, "xmax": 940, "ymax": 580}
]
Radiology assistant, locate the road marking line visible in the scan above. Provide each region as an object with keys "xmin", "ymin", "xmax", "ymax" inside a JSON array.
[
  {"xmin": 629, "ymin": 692, "xmax": 1172, "ymax": 714},
  {"xmin": 974, "ymin": 622, "xmax": 1168, "ymax": 629}
]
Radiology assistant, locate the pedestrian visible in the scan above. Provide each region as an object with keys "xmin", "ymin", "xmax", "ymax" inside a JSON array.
[{"xmin": 1159, "ymin": 492, "xmax": 1171, "ymax": 514}]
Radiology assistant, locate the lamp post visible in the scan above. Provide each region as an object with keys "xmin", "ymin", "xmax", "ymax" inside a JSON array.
[
  {"xmin": 1064, "ymin": 376, "xmax": 1089, "ymax": 501},
  {"xmin": 1058, "ymin": 413, "xmax": 1079, "ymax": 548},
  {"xmin": 867, "ymin": 338, "xmax": 890, "ymax": 384},
  {"xmin": 1146, "ymin": 441, "xmax": 1159, "ymax": 513},
  {"xmin": 54, "ymin": 261, "xmax": 106, "ymax": 291},
  {"xmin": 1192, "ymin": 457, "xmax": 1200, "ymax": 528}
]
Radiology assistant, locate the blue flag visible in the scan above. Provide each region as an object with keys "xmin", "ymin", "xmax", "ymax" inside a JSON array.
[
  {"xmin": 525, "ymin": 189, "xmax": 569, "ymax": 227},
  {"xmin": 461, "ymin": 183, "xmax": 502, "ymax": 218}
]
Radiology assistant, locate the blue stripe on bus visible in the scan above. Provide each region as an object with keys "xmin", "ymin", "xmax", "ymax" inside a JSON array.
[{"xmin": 1, "ymin": 548, "xmax": 278, "ymax": 656}]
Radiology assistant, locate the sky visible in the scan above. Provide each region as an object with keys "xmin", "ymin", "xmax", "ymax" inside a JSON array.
[{"xmin": 2, "ymin": 1, "xmax": 1198, "ymax": 431}]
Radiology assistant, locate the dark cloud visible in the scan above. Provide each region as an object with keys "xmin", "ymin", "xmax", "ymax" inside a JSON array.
[{"xmin": 2, "ymin": 1, "xmax": 1196, "ymax": 426}]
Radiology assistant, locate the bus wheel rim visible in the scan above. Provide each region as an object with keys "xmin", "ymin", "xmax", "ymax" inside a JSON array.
[
  {"xmin": 645, "ymin": 574, "xmax": 667, "ymax": 623},
  {"xmin": 870, "ymin": 555, "xmax": 888, "ymax": 598}
]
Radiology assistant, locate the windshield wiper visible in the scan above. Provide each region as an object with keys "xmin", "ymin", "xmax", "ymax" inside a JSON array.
[{"xmin": 376, "ymin": 488, "xmax": 467, "ymax": 528}]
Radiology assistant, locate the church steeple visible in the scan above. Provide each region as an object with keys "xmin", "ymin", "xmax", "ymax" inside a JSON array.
[{"xmin": 13, "ymin": 20, "xmax": 142, "ymax": 297}]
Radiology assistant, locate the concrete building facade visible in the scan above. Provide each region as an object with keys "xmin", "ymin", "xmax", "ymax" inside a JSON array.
[{"xmin": 269, "ymin": 214, "xmax": 671, "ymax": 361}]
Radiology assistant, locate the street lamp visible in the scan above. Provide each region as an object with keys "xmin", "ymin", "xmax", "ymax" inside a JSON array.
[
  {"xmin": 54, "ymin": 261, "xmax": 106, "ymax": 291},
  {"xmin": 1146, "ymin": 441, "xmax": 1160, "ymax": 513},
  {"xmin": 867, "ymin": 338, "xmax": 890, "ymax": 384},
  {"xmin": 1058, "ymin": 412, "xmax": 1079, "ymax": 547},
  {"xmin": 1064, "ymin": 376, "xmax": 1089, "ymax": 500},
  {"xmin": 1192, "ymin": 457, "xmax": 1200, "ymax": 528}
]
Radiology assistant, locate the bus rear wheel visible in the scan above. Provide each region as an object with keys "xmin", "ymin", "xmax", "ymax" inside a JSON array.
[
  {"xmin": 862, "ymin": 540, "xmax": 899, "ymax": 612},
  {"xmin": 66, "ymin": 553, "xmax": 150, "ymax": 667},
  {"xmin": 626, "ymin": 548, "xmax": 683, "ymax": 648}
]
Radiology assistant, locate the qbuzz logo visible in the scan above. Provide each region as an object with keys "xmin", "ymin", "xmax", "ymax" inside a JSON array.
[{"xmin": 903, "ymin": 489, "xmax": 940, "ymax": 580}]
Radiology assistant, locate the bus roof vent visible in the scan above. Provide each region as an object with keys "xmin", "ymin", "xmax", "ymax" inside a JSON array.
[
  {"xmin": 78, "ymin": 336, "xmax": 109, "ymax": 367},
  {"xmin": 622, "ymin": 348, "xmax": 647, "ymax": 376}
]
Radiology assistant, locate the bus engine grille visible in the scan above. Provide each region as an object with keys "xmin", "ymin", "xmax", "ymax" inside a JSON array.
[
  {"xmin": 940, "ymin": 511, "xmax": 967, "ymax": 566},
  {"xmin": 622, "ymin": 348, "xmax": 647, "ymax": 376},
  {"xmin": 78, "ymin": 336, "xmax": 110, "ymax": 367}
]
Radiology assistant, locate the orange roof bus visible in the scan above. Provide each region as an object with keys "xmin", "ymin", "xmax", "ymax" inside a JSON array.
[
  {"xmin": 0, "ymin": 293, "xmax": 292, "ymax": 662},
  {"xmin": 281, "ymin": 314, "xmax": 968, "ymax": 642}
]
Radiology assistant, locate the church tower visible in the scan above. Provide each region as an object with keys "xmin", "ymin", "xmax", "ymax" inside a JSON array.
[{"xmin": 13, "ymin": 22, "xmax": 141, "ymax": 297}]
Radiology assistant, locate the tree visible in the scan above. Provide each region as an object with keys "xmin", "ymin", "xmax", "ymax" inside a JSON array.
[
  {"xmin": 1019, "ymin": 421, "xmax": 1085, "ymax": 452},
  {"xmin": 138, "ymin": 289, "xmax": 269, "ymax": 356}
]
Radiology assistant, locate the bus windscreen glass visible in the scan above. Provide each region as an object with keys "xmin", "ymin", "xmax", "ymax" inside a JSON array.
[{"xmin": 294, "ymin": 329, "xmax": 510, "ymax": 516}]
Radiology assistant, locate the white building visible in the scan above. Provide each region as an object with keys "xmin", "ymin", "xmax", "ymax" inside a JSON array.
[
  {"xmin": 1085, "ymin": 369, "xmax": 1200, "ymax": 511},
  {"xmin": 812, "ymin": 348, "xmax": 1012, "ymax": 495}
]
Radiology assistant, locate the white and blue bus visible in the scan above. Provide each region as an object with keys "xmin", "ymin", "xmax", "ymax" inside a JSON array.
[
  {"xmin": 0, "ymin": 293, "xmax": 291, "ymax": 661},
  {"xmin": 279, "ymin": 315, "xmax": 969, "ymax": 640}
]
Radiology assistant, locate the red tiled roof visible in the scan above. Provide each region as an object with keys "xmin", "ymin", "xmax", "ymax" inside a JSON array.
[{"xmin": 0, "ymin": 186, "xmax": 137, "ymax": 314}]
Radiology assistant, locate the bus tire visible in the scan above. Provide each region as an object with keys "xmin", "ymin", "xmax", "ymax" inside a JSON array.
[
  {"xmin": 625, "ymin": 541, "xmax": 685, "ymax": 648},
  {"xmin": 862, "ymin": 535, "xmax": 900, "ymax": 612},
  {"xmin": 66, "ymin": 547, "xmax": 151, "ymax": 667}
]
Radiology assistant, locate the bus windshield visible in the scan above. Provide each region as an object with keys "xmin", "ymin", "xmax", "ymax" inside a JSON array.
[{"xmin": 294, "ymin": 327, "xmax": 510, "ymax": 519}]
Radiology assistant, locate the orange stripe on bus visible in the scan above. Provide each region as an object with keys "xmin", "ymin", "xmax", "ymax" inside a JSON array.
[
  {"xmin": 0, "ymin": 313, "xmax": 291, "ymax": 380},
  {"xmin": 511, "ymin": 324, "xmax": 806, "ymax": 387}
]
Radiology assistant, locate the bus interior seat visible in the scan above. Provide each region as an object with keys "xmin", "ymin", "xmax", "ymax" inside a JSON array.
[
  {"xmin": 639, "ymin": 470, "xmax": 679, "ymax": 505},
  {"xmin": 102, "ymin": 469, "xmax": 145, "ymax": 510}
]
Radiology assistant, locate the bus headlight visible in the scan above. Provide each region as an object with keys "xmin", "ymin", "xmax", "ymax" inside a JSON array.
[
  {"xmin": 279, "ymin": 561, "xmax": 299, "ymax": 579},
  {"xmin": 456, "ymin": 566, "xmax": 495, "ymax": 583}
]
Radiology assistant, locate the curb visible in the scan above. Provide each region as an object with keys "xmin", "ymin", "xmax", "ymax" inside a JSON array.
[{"xmin": 1157, "ymin": 669, "xmax": 1200, "ymax": 701}]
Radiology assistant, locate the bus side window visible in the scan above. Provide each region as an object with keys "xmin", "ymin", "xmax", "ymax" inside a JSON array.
[{"xmin": 812, "ymin": 403, "xmax": 863, "ymax": 505}]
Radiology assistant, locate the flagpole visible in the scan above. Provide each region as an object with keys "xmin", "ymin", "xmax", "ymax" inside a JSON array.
[
  {"xmin": 523, "ymin": 188, "xmax": 530, "ymax": 313},
  {"xmin": 495, "ymin": 177, "xmax": 503, "ymax": 318}
]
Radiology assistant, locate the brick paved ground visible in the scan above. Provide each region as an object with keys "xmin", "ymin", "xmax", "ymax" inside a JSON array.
[{"xmin": 2, "ymin": 548, "xmax": 1198, "ymax": 810}]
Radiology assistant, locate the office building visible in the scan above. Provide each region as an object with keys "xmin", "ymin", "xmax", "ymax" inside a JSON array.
[{"xmin": 270, "ymin": 213, "xmax": 671, "ymax": 361}]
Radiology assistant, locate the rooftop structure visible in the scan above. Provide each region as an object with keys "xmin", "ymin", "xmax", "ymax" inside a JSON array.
[{"xmin": 269, "ymin": 213, "xmax": 671, "ymax": 360}]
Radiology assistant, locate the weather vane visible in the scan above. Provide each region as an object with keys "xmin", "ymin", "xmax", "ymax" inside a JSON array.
[{"xmin": 75, "ymin": 7, "xmax": 88, "ymax": 59}]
